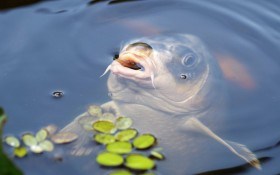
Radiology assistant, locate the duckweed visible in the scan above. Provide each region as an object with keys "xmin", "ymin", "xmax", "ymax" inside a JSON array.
[
  {"xmin": 30, "ymin": 145, "xmax": 43, "ymax": 153},
  {"xmin": 44, "ymin": 124, "xmax": 57, "ymax": 135},
  {"xmin": 3, "ymin": 104, "xmax": 165, "ymax": 174},
  {"xmin": 13, "ymin": 147, "xmax": 28, "ymax": 158},
  {"xmin": 133, "ymin": 134, "xmax": 156, "ymax": 149},
  {"xmin": 51, "ymin": 132, "xmax": 78, "ymax": 144},
  {"xmin": 150, "ymin": 151, "xmax": 164, "ymax": 160},
  {"xmin": 106, "ymin": 141, "xmax": 132, "ymax": 154},
  {"xmin": 114, "ymin": 129, "xmax": 138, "ymax": 141},
  {"xmin": 22, "ymin": 134, "xmax": 37, "ymax": 147},
  {"xmin": 5, "ymin": 136, "xmax": 20, "ymax": 148},
  {"xmin": 93, "ymin": 120, "xmax": 116, "ymax": 134},
  {"xmin": 109, "ymin": 169, "xmax": 132, "ymax": 175},
  {"xmin": 39, "ymin": 140, "xmax": 54, "ymax": 152},
  {"xmin": 90, "ymin": 105, "xmax": 164, "ymax": 174},
  {"xmin": 125, "ymin": 154, "xmax": 155, "ymax": 170},
  {"xmin": 96, "ymin": 152, "xmax": 124, "ymax": 167},
  {"xmin": 35, "ymin": 129, "xmax": 48, "ymax": 142},
  {"xmin": 94, "ymin": 133, "xmax": 115, "ymax": 145}
]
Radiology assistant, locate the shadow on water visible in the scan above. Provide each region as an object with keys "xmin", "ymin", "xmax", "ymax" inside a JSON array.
[
  {"xmin": 0, "ymin": 0, "xmax": 43, "ymax": 10},
  {"xmin": 197, "ymin": 157, "xmax": 271, "ymax": 175},
  {"xmin": 255, "ymin": 140, "xmax": 280, "ymax": 153},
  {"xmin": 89, "ymin": 0, "xmax": 144, "ymax": 5}
]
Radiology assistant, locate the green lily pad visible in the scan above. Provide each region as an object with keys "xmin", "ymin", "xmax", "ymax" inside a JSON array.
[
  {"xmin": 5, "ymin": 136, "xmax": 20, "ymax": 148},
  {"xmin": 115, "ymin": 129, "xmax": 138, "ymax": 141},
  {"xmin": 13, "ymin": 147, "xmax": 28, "ymax": 158},
  {"xmin": 109, "ymin": 169, "xmax": 132, "ymax": 175},
  {"xmin": 115, "ymin": 117, "xmax": 133, "ymax": 130},
  {"xmin": 96, "ymin": 152, "xmax": 124, "ymax": 167},
  {"xmin": 22, "ymin": 134, "xmax": 37, "ymax": 147},
  {"xmin": 125, "ymin": 154, "xmax": 155, "ymax": 170},
  {"xmin": 30, "ymin": 145, "xmax": 43, "ymax": 153},
  {"xmin": 35, "ymin": 129, "xmax": 48, "ymax": 142},
  {"xmin": 100, "ymin": 113, "xmax": 115, "ymax": 122},
  {"xmin": 106, "ymin": 141, "xmax": 132, "ymax": 154},
  {"xmin": 39, "ymin": 140, "xmax": 54, "ymax": 152},
  {"xmin": 133, "ymin": 134, "xmax": 156, "ymax": 150},
  {"xmin": 93, "ymin": 120, "xmax": 116, "ymax": 134},
  {"xmin": 150, "ymin": 151, "xmax": 164, "ymax": 160},
  {"xmin": 51, "ymin": 132, "xmax": 78, "ymax": 144},
  {"xmin": 88, "ymin": 105, "xmax": 102, "ymax": 117},
  {"xmin": 94, "ymin": 133, "xmax": 115, "ymax": 145}
]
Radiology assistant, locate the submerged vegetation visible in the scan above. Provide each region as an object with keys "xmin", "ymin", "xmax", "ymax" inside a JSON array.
[
  {"xmin": 0, "ymin": 107, "xmax": 23, "ymax": 175},
  {"xmin": 2, "ymin": 105, "xmax": 165, "ymax": 174}
]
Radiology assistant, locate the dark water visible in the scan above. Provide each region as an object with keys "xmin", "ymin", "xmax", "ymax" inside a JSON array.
[{"xmin": 1, "ymin": 0, "xmax": 280, "ymax": 174}]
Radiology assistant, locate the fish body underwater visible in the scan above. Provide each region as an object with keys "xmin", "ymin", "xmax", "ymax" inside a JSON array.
[{"xmin": 61, "ymin": 34, "xmax": 260, "ymax": 174}]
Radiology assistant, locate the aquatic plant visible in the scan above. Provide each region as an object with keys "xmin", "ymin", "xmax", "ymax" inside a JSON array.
[
  {"xmin": 2, "ymin": 104, "xmax": 165, "ymax": 174},
  {"xmin": 0, "ymin": 107, "xmax": 23, "ymax": 175},
  {"xmin": 91, "ymin": 106, "xmax": 165, "ymax": 173}
]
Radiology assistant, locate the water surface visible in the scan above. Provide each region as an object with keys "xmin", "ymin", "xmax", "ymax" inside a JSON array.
[{"xmin": 1, "ymin": 0, "xmax": 280, "ymax": 174}]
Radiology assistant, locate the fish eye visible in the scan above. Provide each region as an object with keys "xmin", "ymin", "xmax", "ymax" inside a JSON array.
[
  {"xmin": 126, "ymin": 42, "xmax": 153, "ymax": 56},
  {"xmin": 182, "ymin": 54, "xmax": 196, "ymax": 67}
]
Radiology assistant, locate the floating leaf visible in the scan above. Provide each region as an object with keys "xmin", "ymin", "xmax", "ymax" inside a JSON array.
[
  {"xmin": 100, "ymin": 113, "xmax": 115, "ymax": 122},
  {"xmin": 94, "ymin": 133, "xmax": 115, "ymax": 145},
  {"xmin": 96, "ymin": 152, "xmax": 124, "ymax": 167},
  {"xmin": 133, "ymin": 134, "xmax": 156, "ymax": 149},
  {"xmin": 13, "ymin": 147, "xmax": 28, "ymax": 158},
  {"xmin": 140, "ymin": 172, "xmax": 156, "ymax": 175},
  {"xmin": 88, "ymin": 105, "xmax": 102, "ymax": 117},
  {"xmin": 150, "ymin": 151, "xmax": 164, "ymax": 160},
  {"xmin": 30, "ymin": 145, "xmax": 43, "ymax": 153},
  {"xmin": 115, "ymin": 117, "xmax": 132, "ymax": 130},
  {"xmin": 0, "ymin": 107, "xmax": 24, "ymax": 174},
  {"xmin": 35, "ymin": 129, "xmax": 48, "ymax": 142},
  {"xmin": 125, "ymin": 154, "xmax": 155, "ymax": 170},
  {"xmin": 106, "ymin": 141, "xmax": 132, "ymax": 154},
  {"xmin": 51, "ymin": 132, "xmax": 78, "ymax": 144},
  {"xmin": 93, "ymin": 120, "xmax": 116, "ymax": 134},
  {"xmin": 5, "ymin": 136, "xmax": 20, "ymax": 148},
  {"xmin": 44, "ymin": 124, "xmax": 58, "ymax": 135},
  {"xmin": 39, "ymin": 140, "xmax": 54, "ymax": 152},
  {"xmin": 109, "ymin": 169, "xmax": 132, "ymax": 175},
  {"xmin": 115, "ymin": 129, "xmax": 137, "ymax": 141},
  {"xmin": 22, "ymin": 134, "xmax": 37, "ymax": 147}
]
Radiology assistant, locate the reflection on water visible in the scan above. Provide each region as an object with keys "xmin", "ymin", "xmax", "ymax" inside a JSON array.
[
  {"xmin": 0, "ymin": 0, "xmax": 280, "ymax": 174},
  {"xmin": 0, "ymin": 0, "xmax": 41, "ymax": 10}
]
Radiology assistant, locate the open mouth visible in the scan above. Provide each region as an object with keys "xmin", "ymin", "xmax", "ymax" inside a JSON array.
[
  {"xmin": 101, "ymin": 42, "xmax": 156, "ymax": 88},
  {"xmin": 116, "ymin": 52, "xmax": 146, "ymax": 71}
]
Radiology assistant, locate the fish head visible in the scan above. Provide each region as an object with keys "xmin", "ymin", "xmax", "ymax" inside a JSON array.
[{"xmin": 106, "ymin": 34, "xmax": 223, "ymax": 115}]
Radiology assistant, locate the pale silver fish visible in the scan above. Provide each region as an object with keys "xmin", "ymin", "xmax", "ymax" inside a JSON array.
[{"xmin": 60, "ymin": 34, "xmax": 260, "ymax": 174}]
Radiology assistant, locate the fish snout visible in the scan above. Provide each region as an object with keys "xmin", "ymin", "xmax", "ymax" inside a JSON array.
[{"xmin": 116, "ymin": 42, "xmax": 153, "ymax": 70}]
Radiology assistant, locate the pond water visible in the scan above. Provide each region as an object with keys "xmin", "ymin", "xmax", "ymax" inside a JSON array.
[{"xmin": 1, "ymin": 0, "xmax": 280, "ymax": 174}]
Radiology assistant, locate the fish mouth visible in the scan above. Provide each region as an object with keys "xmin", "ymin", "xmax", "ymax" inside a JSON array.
[
  {"xmin": 101, "ymin": 51, "xmax": 156, "ymax": 87},
  {"xmin": 116, "ymin": 51, "xmax": 146, "ymax": 71}
]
